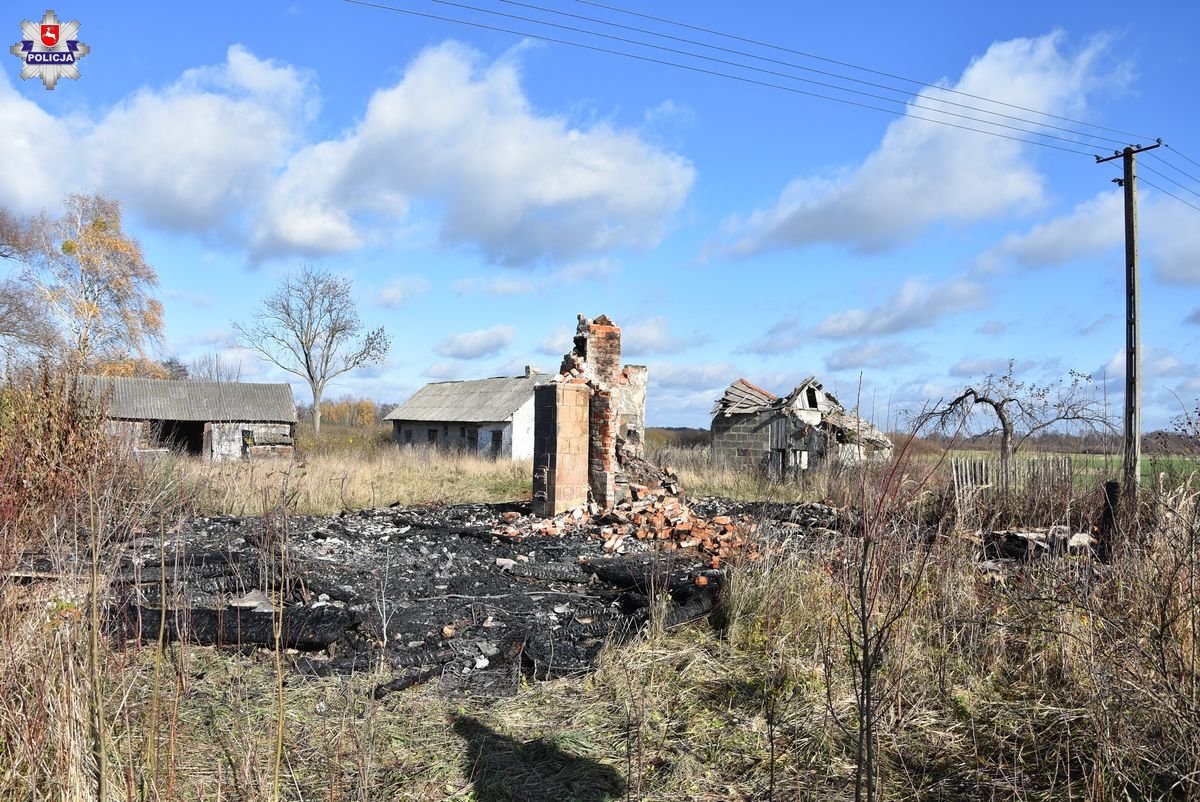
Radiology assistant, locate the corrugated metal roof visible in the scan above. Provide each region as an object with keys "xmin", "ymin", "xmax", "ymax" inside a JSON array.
[
  {"xmin": 85, "ymin": 376, "xmax": 297, "ymax": 423},
  {"xmin": 384, "ymin": 374, "xmax": 547, "ymax": 423},
  {"xmin": 712, "ymin": 377, "xmax": 778, "ymax": 416}
]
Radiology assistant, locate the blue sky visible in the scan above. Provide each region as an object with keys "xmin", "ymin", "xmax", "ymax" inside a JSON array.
[{"xmin": 3, "ymin": 1, "xmax": 1199, "ymax": 430}]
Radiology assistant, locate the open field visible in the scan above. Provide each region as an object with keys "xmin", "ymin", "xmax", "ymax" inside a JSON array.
[{"xmin": 3, "ymin": 381, "xmax": 1200, "ymax": 801}]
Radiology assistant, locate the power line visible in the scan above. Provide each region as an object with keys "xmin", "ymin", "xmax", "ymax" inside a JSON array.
[
  {"xmin": 1137, "ymin": 175, "xmax": 1200, "ymax": 214},
  {"xmin": 570, "ymin": 0, "xmax": 1157, "ymax": 142},
  {"xmin": 494, "ymin": 0, "xmax": 1130, "ymax": 147},
  {"xmin": 417, "ymin": 0, "xmax": 1117, "ymax": 150},
  {"xmin": 1138, "ymin": 160, "xmax": 1200, "ymax": 202},
  {"xmin": 1164, "ymin": 143, "xmax": 1200, "ymax": 170},
  {"xmin": 1147, "ymin": 149, "xmax": 1200, "ymax": 186},
  {"xmin": 343, "ymin": 0, "xmax": 1098, "ymax": 156}
]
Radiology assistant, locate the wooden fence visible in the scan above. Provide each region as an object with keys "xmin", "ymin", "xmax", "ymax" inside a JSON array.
[{"xmin": 951, "ymin": 456, "xmax": 1075, "ymax": 523}]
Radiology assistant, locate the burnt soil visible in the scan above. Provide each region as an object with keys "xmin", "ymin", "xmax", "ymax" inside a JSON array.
[{"xmin": 103, "ymin": 498, "xmax": 852, "ymax": 697}]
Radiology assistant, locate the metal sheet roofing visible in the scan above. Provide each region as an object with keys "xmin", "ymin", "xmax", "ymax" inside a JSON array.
[
  {"xmin": 85, "ymin": 376, "xmax": 297, "ymax": 423},
  {"xmin": 384, "ymin": 374, "xmax": 547, "ymax": 423},
  {"xmin": 711, "ymin": 377, "xmax": 778, "ymax": 416}
]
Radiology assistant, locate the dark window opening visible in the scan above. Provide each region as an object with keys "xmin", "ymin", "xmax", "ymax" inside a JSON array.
[
  {"xmin": 428, "ymin": 429, "xmax": 438, "ymax": 444},
  {"xmin": 806, "ymin": 387, "xmax": 819, "ymax": 408},
  {"xmin": 154, "ymin": 420, "xmax": 205, "ymax": 454},
  {"xmin": 490, "ymin": 430, "xmax": 503, "ymax": 456},
  {"xmin": 460, "ymin": 425, "xmax": 467, "ymax": 437},
  {"xmin": 403, "ymin": 429, "xmax": 412, "ymax": 444}
]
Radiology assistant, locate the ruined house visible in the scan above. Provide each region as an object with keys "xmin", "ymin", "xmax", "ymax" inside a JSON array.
[
  {"xmin": 87, "ymin": 376, "xmax": 297, "ymax": 460},
  {"xmin": 384, "ymin": 367, "xmax": 548, "ymax": 459},
  {"xmin": 711, "ymin": 376, "xmax": 892, "ymax": 476},
  {"xmin": 532, "ymin": 314, "xmax": 648, "ymax": 516}
]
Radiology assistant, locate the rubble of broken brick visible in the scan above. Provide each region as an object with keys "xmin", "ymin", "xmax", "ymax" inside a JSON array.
[{"xmin": 75, "ymin": 482, "xmax": 1106, "ymax": 698}]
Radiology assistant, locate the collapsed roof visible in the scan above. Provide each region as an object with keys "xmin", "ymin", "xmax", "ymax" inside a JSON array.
[{"xmin": 713, "ymin": 376, "xmax": 892, "ymax": 451}]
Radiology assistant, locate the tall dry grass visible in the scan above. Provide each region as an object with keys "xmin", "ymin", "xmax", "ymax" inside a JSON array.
[
  {"xmin": 178, "ymin": 445, "xmax": 532, "ymax": 516},
  {"xmin": 0, "ymin": 366, "xmax": 185, "ymax": 801}
]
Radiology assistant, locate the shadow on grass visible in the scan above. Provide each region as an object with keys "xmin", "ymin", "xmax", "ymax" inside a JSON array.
[{"xmin": 452, "ymin": 715, "xmax": 625, "ymax": 802}]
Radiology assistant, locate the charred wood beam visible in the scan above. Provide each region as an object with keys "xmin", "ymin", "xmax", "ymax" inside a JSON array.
[{"xmin": 109, "ymin": 604, "xmax": 361, "ymax": 651}]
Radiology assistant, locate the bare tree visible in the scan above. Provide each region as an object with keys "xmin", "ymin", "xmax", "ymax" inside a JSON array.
[
  {"xmin": 234, "ymin": 266, "xmax": 389, "ymax": 433},
  {"xmin": 0, "ymin": 277, "xmax": 59, "ymax": 361},
  {"xmin": 0, "ymin": 209, "xmax": 58, "ymax": 361},
  {"xmin": 189, "ymin": 351, "xmax": 242, "ymax": 383},
  {"xmin": 928, "ymin": 361, "xmax": 1115, "ymax": 481},
  {"xmin": 27, "ymin": 194, "xmax": 163, "ymax": 367},
  {"xmin": 0, "ymin": 208, "xmax": 31, "ymax": 261}
]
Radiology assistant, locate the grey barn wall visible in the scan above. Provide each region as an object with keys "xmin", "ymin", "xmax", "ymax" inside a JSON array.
[
  {"xmin": 712, "ymin": 411, "xmax": 832, "ymax": 474},
  {"xmin": 711, "ymin": 411, "xmax": 776, "ymax": 471},
  {"xmin": 206, "ymin": 422, "xmax": 293, "ymax": 461}
]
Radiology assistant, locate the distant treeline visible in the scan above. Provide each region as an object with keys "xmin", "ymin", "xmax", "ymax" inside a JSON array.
[
  {"xmin": 646, "ymin": 427, "xmax": 710, "ymax": 448},
  {"xmin": 295, "ymin": 397, "xmax": 394, "ymax": 428},
  {"xmin": 924, "ymin": 430, "xmax": 1197, "ymax": 456}
]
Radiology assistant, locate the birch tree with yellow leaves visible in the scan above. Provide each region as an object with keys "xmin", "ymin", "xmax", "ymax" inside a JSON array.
[{"xmin": 29, "ymin": 194, "xmax": 163, "ymax": 367}]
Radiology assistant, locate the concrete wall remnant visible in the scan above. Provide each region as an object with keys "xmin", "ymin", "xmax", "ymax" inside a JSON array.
[{"xmin": 532, "ymin": 382, "xmax": 591, "ymax": 517}]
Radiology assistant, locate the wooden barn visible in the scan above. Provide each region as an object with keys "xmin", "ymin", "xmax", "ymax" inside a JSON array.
[
  {"xmin": 711, "ymin": 376, "xmax": 892, "ymax": 477},
  {"xmin": 86, "ymin": 376, "xmax": 297, "ymax": 460}
]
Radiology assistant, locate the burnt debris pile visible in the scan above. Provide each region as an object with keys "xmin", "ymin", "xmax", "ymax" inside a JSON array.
[{"xmin": 98, "ymin": 489, "xmax": 854, "ymax": 697}]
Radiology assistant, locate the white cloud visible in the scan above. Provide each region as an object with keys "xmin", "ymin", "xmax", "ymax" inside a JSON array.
[
  {"xmin": 737, "ymin": 317, "xmax": 806, "ymax": 355},
  {"xmin": 452, "ymin": 276, "xmax": 535, "ymax": 296},
  {"xmin": 1097, "ymin": 346, "xmax": 1192, "ymax": 387},
  {"xmin": 454, "ymin": 258, "xmax": 619, "ymax": 297},
  {"xmin": 978, "ymin": 320, "xmax": 1009, "ymax": 335},
  {"xmin": 164, "ymin": 289, "xmax": 215, "ymax": 308},
  {"xmin": 948, "ymin": 357, "xmax": 1012, "ymax": 378},
  {"xmin": 825, "ymin": 342, "xmax": 924, "ymax": 370},
  {"xmin": 0, "ymin": 43, "xmax": 691, "ymax": 265},
  {"xmin": 0, "ymin": 74, "xmax": 76, "ymax": 213},
  {"xmin": 978, "ymin": 191, "xmax": 1123, "ymax": 271},
  {"xmin": 538, "ymin": 326, "xmax": 572, "ymax": 357},
  {"xmin": 716, "ymin": 32, "xmax": 1113, "ymax": 256},
  {"xmin": 814, "ymin": 276, "xmax": 990, "ymax": 339},
  {"xmin": 87, "ymin": 46, "xmax": 309, "ymax": 233},
  {"xmin": 378, "ymin": 275, "xmax": 432, "ymax": 307},
  {"xmin": 252, "ymin": 42, "xmax": 694, "ymax": 263},
  {"xmin": 434, "ymin": 324, "xmax": 516, "ymax": 359},
  {"xmin": 621, "ymin": 316, "xmax": 701, "ymax": 356},
  {"xmin": 423, "ymin": 362, "xmax": 467, "ymax": 379},
  {"xmin": 976, "ymin": 188, "xmax": 1200, "ymax": 284},
  {"xmin": 1146, "ymin": 198, "xmax": 1200, "ymax": 284},
  {"xmin": 547, "ymin": 258, "xmax": 619, "ymax": 284},
  {"xmin": 648, "ymin": 361, "xmax": 739, "ymax": 391}
]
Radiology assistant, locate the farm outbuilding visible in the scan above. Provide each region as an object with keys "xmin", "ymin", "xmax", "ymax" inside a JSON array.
[
  {"xmin": 711, "ymin": 376, "xmax": 892, "ymax": 477},
  {"xmin": 86, "ymin": 376, "xmax": 297, "ymax": 460},
  {"xmin": 384, "ymin": 367, "xmax": 549, "ymax": 460}
]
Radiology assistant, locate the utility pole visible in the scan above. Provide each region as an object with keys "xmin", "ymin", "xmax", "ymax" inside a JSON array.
[{"xmin": 1097, "ymin": 139, "xmax": 1160, "ymax": 500}]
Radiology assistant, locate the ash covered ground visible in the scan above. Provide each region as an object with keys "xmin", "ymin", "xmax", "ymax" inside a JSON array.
[{"xmin": 105, "ymin": 496, "xmax": 852, "ymax": 697}]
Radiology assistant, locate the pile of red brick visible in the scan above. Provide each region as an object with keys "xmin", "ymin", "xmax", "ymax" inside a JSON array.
[{"xmin": 492, "ymin": 485, "xmax": 760, "ymax": 567}]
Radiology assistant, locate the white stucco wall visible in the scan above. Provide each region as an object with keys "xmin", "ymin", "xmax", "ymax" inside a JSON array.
[{"xmin": 510, "ymin": 396, "xmax": 536, "ymax": 460}]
